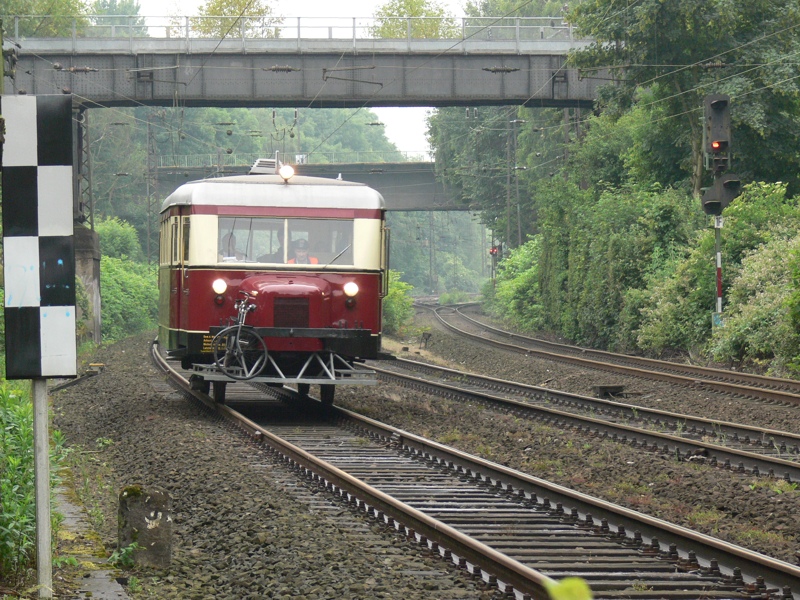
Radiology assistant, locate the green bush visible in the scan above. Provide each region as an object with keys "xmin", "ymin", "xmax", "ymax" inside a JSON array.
[
  {"xmin": 95, "ymin": 217, "xmax": 143, "ymax": 260},
  {"xmin": 636, "ymin": 182, "xmax": 800, "ymax": 357},
  {"xmin": 0, "ymin": 382, "xmax": 34, "ymax": 585},
  {"xmin": 710, "ymin": 231, "xmax": 800, "ymax": 375},
  {"xmin": 484, "ymin": 236, "xmax": 544, "ymax": 332},
  {"xmin": 383, "ymin": 270, "xmax": 414, "ymax": 336},
  {"xmin": 0, "ymin": 382, "xmax": 66, "ymax": 585},
  {"xmin": 438, "ymin": 290, "xmax": 472, "ymax": 304},
  {"xmin": 101, "ymin": 256, "xmax": 158, "ymax": 342}
]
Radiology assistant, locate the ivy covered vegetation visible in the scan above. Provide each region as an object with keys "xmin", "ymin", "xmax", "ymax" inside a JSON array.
[
  {"xmin": 483, "ymin": 182, "xmax": 800, "ymax": 374},
  {"xmin": 429, "ymin": 0, "xmax": 800, "ymax": 376}
]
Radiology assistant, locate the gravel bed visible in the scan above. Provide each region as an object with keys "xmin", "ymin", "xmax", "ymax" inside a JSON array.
[
  {"xmin": 52, "ymin": 332, "xmax": 495, "ymax": 600},
  {"xmin": 415, "ymin": 307, "xmax": 800, "ymax": 434},
  {"xmin": 52, "ymin": 311, "xmax": 800, "ymax": 598},
  {"xmin": 337, "ymin": 309, "xmax": 800, "ymax": 567}
]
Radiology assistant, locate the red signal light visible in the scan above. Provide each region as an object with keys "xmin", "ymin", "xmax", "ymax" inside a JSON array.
[{"xmin": 710, "ymin": 140, "xmax": 728, "ymax": 153}]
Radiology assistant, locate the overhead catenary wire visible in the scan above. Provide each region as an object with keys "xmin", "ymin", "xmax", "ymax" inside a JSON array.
[
  {"xmin": 16, "ymin": 9, "xmax": 796, "ymax": 145},
  {"xmin": 10, "ymin": 5, "xmax": 798, "ymax": 181}
]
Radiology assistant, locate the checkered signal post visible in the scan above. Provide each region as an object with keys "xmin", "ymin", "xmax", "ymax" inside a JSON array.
[{"xmin": 2, "ymin": 95, "xmax": 77, "ymax": 379}]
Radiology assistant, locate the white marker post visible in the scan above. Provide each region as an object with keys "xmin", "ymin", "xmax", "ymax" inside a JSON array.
[
  {"xmin": 33, "ymin": 380, "xmax": 52, "ymax": 598},
  {"xmin": 713, "ymin": 216, "xmax": 724, "ymax": 328}
]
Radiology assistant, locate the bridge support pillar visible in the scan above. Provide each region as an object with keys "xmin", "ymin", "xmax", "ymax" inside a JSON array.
[{"xmin": 74, "ymin": 224, "xmax": 101, "ymax": 344}]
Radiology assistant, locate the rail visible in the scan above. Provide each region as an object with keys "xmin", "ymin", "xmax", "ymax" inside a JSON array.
[
  {"xmin": 151, "ymin": 340, "xmax": 800, "ymax": 598},
  {"xmin": 433, "ymin": 304, "xmax": 800, "ymax": 406}
]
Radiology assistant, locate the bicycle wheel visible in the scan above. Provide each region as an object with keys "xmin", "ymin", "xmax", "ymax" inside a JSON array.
[{"xmin": 211, "ymin": 326, "xmax": 268, "ymax": 380}]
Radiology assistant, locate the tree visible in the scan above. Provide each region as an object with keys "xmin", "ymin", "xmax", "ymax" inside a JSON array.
[
  {"xmin": 2, "ymin": 0, "xmax": 89, "ymax": 37},
  {"xmin": 371, "ymin": 0, "xmax": 459, "ymax": 39},
  {"xmin": 96, "ymin": 216, "xmax": 143, "ymax": 260},
  {"xmin": 568, "ymin": 0, "xmax": 800, "ymax": 196},
  {"xmin": 636, "ymin": 182, "xmax": 800, "ymax": 356},
  {"xmin": 85, "ymin": 104, "xmax": 404, "ymax": 259},
  {"xmin": 464, "ymin": 0, "xmax": 565, "ymax": 18},
  {"xmin": 90, "ymin": 0, "xmax": 147, "ymax": 37},
  {"xmin": 386, "ymin": 211, "xmax": 488, "ymax": 295},
  {"xmin": 188, "ymin": 0, "xmax": 281, "ymax": 38}
]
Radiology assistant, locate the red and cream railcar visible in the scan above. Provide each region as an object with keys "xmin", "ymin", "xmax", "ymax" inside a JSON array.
[{"xmin": 158, "ymin": 161, "xmax": 388, "ymax": 403}]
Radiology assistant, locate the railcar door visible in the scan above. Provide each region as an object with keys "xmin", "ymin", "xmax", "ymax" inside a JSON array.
[
  {"xmin": 165, "ymin": 215, "xmax": 182, "ymax": 339},
  {"xmin": 166, "ymin": 211, "xmax": 190, "ymax": 345},
  {"xmin": 178, "ymin": 213, "xmax": 191, "ymax": 334}
]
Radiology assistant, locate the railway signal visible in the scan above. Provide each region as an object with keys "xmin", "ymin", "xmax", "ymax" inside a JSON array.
[
  {"xmin": 702, "ymin": 173, "xmax": 742, "ymax": 216},
  {"xmin": 700, "ymin": 95, "xmax": 743, "ymax": 325},
  {"xmin": 703, "ymin": 94, "xmax": 731, "ymax": 173},
  {"xmin": 701, "ymin": 94, "xmax": 741, "ymax": 216}
]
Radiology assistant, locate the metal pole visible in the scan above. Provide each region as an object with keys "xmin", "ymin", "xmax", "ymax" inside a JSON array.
[
  {"xmin": 715, "ymin": 216, "xmax": 723, "ymax": 314},
  {"xmin": 1, "ymin": 19, "xmax": 5, "ymax": 94},
  {"xmin": 514, "ymin": 120, "xmax": 522, "ymax": 246},
  {"xmin": 146, "ymin": 114, "xmax": 152, "ymax": 262},
  {"xmin": 481, "ymin": 221, "xmax": 486, "ymax": 277},
  {"xmin": 491, "ymin": 231, "xmax": 496, "ymax": 286},
  {"xmin": 32, "ymin": 379, "xmax": 52, "ymax": 599},
  {"xmin": 505, "ymin": 119, "xmax": 512, "ymax": 246},
  {"xmin": 429, "ymin": 211, "xmax": 435, "ymax": 293}
]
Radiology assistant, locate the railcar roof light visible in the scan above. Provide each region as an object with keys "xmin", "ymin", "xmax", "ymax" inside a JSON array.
[
  {"xmin": 278, "ymin": 164, "xmax": 295, "ymax": 182},
  {"xmin": 343, "ymin": 281, "xmax": 359, "ymax": 297},
  {"xmin": 212, "ymin": 279, "xmax": 228, "ymax": 295}
]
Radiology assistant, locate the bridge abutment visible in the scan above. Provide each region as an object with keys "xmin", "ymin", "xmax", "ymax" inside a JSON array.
[{"xmin": 74, "ymin": 224, "xmax": 102, "ymax": 344}]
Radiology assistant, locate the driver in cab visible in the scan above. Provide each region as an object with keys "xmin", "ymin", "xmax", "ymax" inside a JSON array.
[{"xmin": 287, "ymin": 238, "xmax": 318, "ymax": 264}]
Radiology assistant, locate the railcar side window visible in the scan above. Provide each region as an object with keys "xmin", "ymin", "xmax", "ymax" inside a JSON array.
[
  {"xmin": 182, "ymin": 217, "xmax": 190, "ymax": 264},
  {"xmin": 159, "ymin": 220, "xmax": 169, "ymax": 264},
  {"xmin": 170, "ymin": 218, "xmax": 180, "ymax": 264},
  {"xmin": 217, "ymin": 217, "xmax": 353, "ymax": 265}
]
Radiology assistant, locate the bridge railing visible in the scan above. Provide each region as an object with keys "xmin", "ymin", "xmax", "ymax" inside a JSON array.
[
  {"xmin": 157, "ymin": 151, "xmax": 433, "ymax": 169},
  {"xmin": 4, "ymin": 14, "xmax": 581, "ymax": 45}
]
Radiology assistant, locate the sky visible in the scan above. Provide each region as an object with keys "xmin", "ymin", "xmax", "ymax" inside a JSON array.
[{"xmin": 133, "ymin": 0, "xmax": 469, "ymax": 153}]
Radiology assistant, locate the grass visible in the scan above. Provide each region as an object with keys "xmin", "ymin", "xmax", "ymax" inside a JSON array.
[
  {"xmin": 0, "ymin": 381, "xmax": 73, "ymax": 589},
  {"xmin": 732, "ymin": 528, "xmax": 792, "ymax": 548},
  {"xmin": 749, "ymin": 478, "xmax": 798, "ymax": 494},
  {"xmin": 63, "ymin": 444, "xmax": 116, "ymax": 534},
  {"xmin": 687, "ymin": 508, "xmax": 725, "ymax": 531},
  {"xmin": 438, "ymin": 430, "xmax": 463, "ymax": 444}
]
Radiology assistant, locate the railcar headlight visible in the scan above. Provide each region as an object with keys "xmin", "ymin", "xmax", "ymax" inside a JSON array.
[
  {"xmin": 212, "ymin": 279, "xmax": 228, "ymax": 294},
  {"xmin": 278, "ymin": 164, "xmax": 295, "ymax": 182},
  {"xmin": 343, "ymin": 281, "xmax": 359, "ymax": 297}
]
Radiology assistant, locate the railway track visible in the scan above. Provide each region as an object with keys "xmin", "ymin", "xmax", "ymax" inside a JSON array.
[
  {"xmin": 431, "ymin": 304, "xmax": 800, "ymax": 406},
  {"xmin": 152, "ymin": 341, "xmax": 800, "ymax": 600},
  {"xmin": 371, "ymin": 357, "xmax": 800, "ymax": 483}
]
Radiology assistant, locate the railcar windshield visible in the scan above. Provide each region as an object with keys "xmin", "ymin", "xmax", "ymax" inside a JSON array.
[{"xmin": 218, "ymin": 217, "xmax": 354, "ymax": 265}]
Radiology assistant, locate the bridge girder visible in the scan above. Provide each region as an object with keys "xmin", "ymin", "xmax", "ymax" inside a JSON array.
[{"xmin": 13, "ymin": 48, "xmax": 604, "ymax": 109}]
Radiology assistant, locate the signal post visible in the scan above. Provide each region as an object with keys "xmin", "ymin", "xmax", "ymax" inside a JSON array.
[{"xmin": 701, "ymin": 94, "xmax": 742, "ymax": 327}]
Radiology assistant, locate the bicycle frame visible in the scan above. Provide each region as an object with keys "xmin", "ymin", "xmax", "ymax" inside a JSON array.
[{"xmin": 213, "ymin": 291, "xmax": 268, "ymax": 380}]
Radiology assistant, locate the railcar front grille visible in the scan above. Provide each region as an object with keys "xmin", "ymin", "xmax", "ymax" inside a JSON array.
[{"xmin": 274, "ymin": 298, "xmax": 309, "ymax": 328}]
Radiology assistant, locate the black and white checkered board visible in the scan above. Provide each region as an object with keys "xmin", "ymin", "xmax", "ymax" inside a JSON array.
[{"xmin": 2, "ymin": 95, "xmax": 77, "ymax": 379}]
